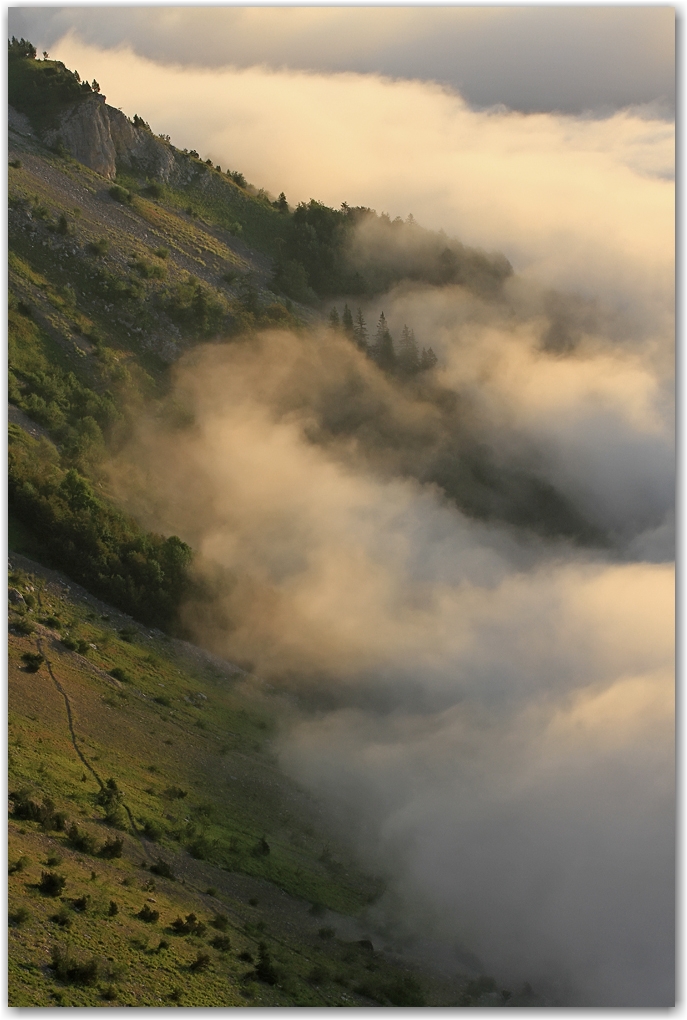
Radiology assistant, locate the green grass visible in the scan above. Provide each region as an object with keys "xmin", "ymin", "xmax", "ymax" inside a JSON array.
[{"xmin": 7, "ymin": 562, "xmax": 457, "ymax": 1006}]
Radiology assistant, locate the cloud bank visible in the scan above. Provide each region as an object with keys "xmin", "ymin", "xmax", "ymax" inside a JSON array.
[
  {"xmin": 41, "ymin": 35, "xmax": 675, "ymax": 334},
  {"xmin": 45, "ymin": 30, "xmax": 673, "ymax": 1004},
  {"xmin": 107, "ymin": 316, "xmax": 674, "ymax": 1004},
  {"xmin": 10, "ymin": 7, "xmax": 674, "ymax": 115}
]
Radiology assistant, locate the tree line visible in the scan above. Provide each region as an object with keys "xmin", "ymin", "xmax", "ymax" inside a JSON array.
[{"xmin": 328, "ymin": 305, "xmax": 438, "ymax": 376}]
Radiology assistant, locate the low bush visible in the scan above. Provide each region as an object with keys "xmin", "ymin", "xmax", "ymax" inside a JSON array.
[
  {"xmin": 11, "ymin": 790, "xmax": 66, "ymax": 831},
  {"xmin": 67, "ymin": 822, "xmax": 99, "ymax": 855},
  {"xmin": 109, "ymin": 667, "xmax": 130, "ymax": 683},
  {"xmin": 89, "ymin": 237, "xmax": 109, "ymax": 256},
  {"xmin": 71, "ymin": 894, "xmax": 89, "ymax": 913},
  {"xmin": 39, "ymin": 871, "xmax": 67, "ymax": 896},
  {"xmin": 51, "ymin": 944, "xmax": 100, "ymax": 986},
  {"xmin": 21, "ymin": 651, "xmax": 44, "ymax": 672},
  {"xmin": 170, "ymin": 912, "xmax": 206, "ymax": 936},
  {"xmin": 149, "ymin": 858, "xmax": 174, "ymax": 879},
  {"xmin": 50, "ymin": 906, "xmax": 72, "ymax": 928},
  {"xmin": 210, "ymin": 934, "xmax": 231, "ymax": 952},
  {"xmin": 12, "ymin": 618, "xmax": 35, "ymax": 635},
  {"xmin": 100, "ymin": 837, "xmax": 123, "ymax": 859},
  {"xmin": 210, "ymin": 913, "xmax": 228, "ymax": 931},
  {"xmin": 189, "ymin": 952, "xmax": 211, "ymax": 973},
  {"xmin": 9, "ymin": 906, "xmax": 31, "ymax": 926},
  {"xmin": 109, "ymin": 185, "xmax": 131, "ymax": 204},
  {"xmin": 8, "ymin": 855, "xmax": 31, "ymax": 874},
  {"xmin": 108, "ymin": 900, "xmax": 119, "ymax": 916},
  {"xmin": 137, "ymin": 903, "xmax": 159, "ymax": 923}
]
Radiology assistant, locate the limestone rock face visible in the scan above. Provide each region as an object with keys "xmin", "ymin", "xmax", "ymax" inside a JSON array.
[
  {"xmin": 42, "ymin": 94, "xmax": 177, "ymax": 182},
  {"xmin": 107, "ymin": 106, "xmax": 177, "ymax": 182},
  {"xmin": 43, "ymin": 94, "xmax": 117, "ymax": 178}
]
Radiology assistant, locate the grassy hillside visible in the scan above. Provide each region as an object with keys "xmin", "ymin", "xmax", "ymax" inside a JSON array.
[{"xmin": 8, "ymin": 557, "xmax": 536, "ymax": 1007}]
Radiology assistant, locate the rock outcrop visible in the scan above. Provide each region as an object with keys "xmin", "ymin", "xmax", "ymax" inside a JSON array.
[{"xmin": 39, "ymin": 93, "xmax": 177, "ymax": 182}]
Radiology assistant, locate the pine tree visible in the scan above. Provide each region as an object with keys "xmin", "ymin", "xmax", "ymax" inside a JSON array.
[
  {"xmin": 354, "ymin": 308, "xmax": 369, "ymax": 353},
  {"xmin": 373, "ymin": 312, "xmax": 396, "ymax": 371},
  {"xmin": 328, "ymin": 307, "xmax": 340, "ymax": 330},
  {"xmin": 419, "ymin": 346, "xmax": 438, "ymax": 371},
  {"xmin": 398, "ymin": 324, "xmax": 419, "ymax": 374},
  {"xmin": 342, "ymin": 304, "xmax": 354, "ymax": 337},
  {"xmin": 277, "ymin": 192, "xmax": 288, "ymax": 213}
]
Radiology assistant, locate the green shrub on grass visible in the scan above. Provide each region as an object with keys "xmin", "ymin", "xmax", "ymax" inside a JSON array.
[
  {"xmin": 39, "ymin": 871, "xmax": 67, "ymax": 896},
  {"xmin": 50, "ymin": 944, "xmax": 100, "ymax": 986}
]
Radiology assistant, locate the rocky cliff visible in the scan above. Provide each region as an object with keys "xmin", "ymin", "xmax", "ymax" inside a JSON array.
[{"xmin": 38, "ymin": 93, "xmax": 177, "ymax": 182}]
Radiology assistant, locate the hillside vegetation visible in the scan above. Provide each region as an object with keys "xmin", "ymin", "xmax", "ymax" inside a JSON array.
[{"xmin": 8, "ymin": 556, "xmax": 542, "ymax": 1006}]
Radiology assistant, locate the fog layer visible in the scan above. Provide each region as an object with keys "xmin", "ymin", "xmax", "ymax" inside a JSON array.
[{"xmin": 59, "ymin": 33, "xmax": 675, "ymax": 1004}]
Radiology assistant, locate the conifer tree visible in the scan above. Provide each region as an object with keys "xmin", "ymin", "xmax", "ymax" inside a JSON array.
[
  {"xmin": 329, "ymin": 307, "xmax": 340, "ymax": 330},
  {"xmin": 342, "ymin": 304, "xmax": 354, "ymax": 337},
  {"xmin": 398, "ymin": 324, "xmax": 419, "ymax": 374},
  {"xmin": 354, "ymin": 308, "xmax": 369, "ymax": 353},
  {"xmin": 373, "ymin": 312, "xmax": 396, "ymax": 371},
  {"xmin": 419, "ymin": 346, "xmax": 438, "ymax": 371}
]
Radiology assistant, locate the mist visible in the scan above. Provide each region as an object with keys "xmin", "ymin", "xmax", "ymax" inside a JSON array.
[
  {"xmin": 107, "ymin": 310, "xmax": 674, "ymax": 1004},
  {"xmin": 39, "ymin": 28, "xmax": 675, "ymax": 1005}
]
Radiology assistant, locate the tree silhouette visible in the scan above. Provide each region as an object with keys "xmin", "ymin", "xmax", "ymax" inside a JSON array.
[
  {"xmin": 398, "ymin": 324, "xmax": 419, "ymax": 374},
  {"xmin": 354, "ymin": 308, "xmax": 368, "ymax": 353},
  {"xmin": 373, "ymin": 312, "xmax": 396, "ymax": 371}
]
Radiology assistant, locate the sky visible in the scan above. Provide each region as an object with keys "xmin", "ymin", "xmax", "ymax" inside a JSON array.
[
  {"xmin": 8, "ymin": 5, "xmax": 676, "ymax": 1007},
  {"xmin": 8, "ymin": 5, "xmax": 676, "ymax": 115}
]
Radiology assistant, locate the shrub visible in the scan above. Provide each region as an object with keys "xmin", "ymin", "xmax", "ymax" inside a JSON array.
[
  {"xmin": 189, "ymin": 951, "xmax": 211, "ymax": 973},
  {"xmin": 72, "ymin": 894, "xmax": 89, "ymax": 913},
  {"xmin": 163, "ymin": 786, "xmax": 187, "ymax": 800},
  {"xmin": 39, "ymin": 871, "xmax": 67, "ymax": 896},
  {"xmin": 119, "ymin": 627, "xmax": 137, "ymax": 643},
  {"xmin": 90, "ymin": 237, "xmax": 109, "ymax": 255},
  {"xmin": 210, "ymin": 935, "xmax": 231, "ymax": 952},
  {"xmin": 109, "ymin": 185, "xmax": 131, "ymax": 204},
  {"xmin": 157, "ymin": 938, "xmax": 169, "ymax": 951},
  {"xmin": 153, "ymin": 246, "xmax": 168, "ymax": 259},
  {"xmin": 67, "ymin": 822, "xmax": 98, "ymax": 855},
  {"xmin": 251, "ymin": 836, "xmax": 270, "ymax": 857},
  {"xmin": 254, "ymin": 942, "xmax": 278, "ymax": 985},
  {"xmin": 149, "ymin": 858, "xmax": 174, "ymax": 880},
  {"xmin": 238, "ymin": 950, "xmax": 253, "ymax": 963},
  {"xmin": 383, "ymin": 976, "xmax": 425, "ymax": 1007},
  {"xmin": 318, "ymin": 926, "xmax": 335, "ymax": 940},
  {"xmin": 210, "ymin": 913, "xmax": 228, "ymax": 931},
  {"xmin": 46, "ymin": 854, "xmax": 62, "ymax": 867},
  {"xmin": 170, "ymin": 913, "xmax": 206, "ymax": 936},
  {"xmin": 145, "ymin": 182, "xmax": 163, "ymax": 199},
  {"xmin": 109, "ymin": 667, "xmax": 130, "ymax": 683},
  {"xmin": 12, "ymin": 618, "xmax": 35, "ymax": 636},
  {"xmin": 100, "ymin": 837, "xmax": 123, "ymax": 859},
  {"xmin": 50, "ymin": 906, "xmax": 72, "ymax": 928},
  {"xmin": 40, "ymin": 615, "xmax": 61, "ymax": 629},
  {"xmin": 11, "ymin": 791, "xmax": 66, "ymax": 831},
  {"xmin": 9, "ymin": 159, "xmax": 22, "ymax": 168},
  {"xmin": 21, "ymin": 651, "xmax": 44, "ymax": 672},
  {"xmin": 153, "ymin": 695, "xmax": 171, "ymax": 707},
  {"xmin": 187, "ymin": 836, "xmax": 212, "ymax": 860},
  {"xmin": 8, "ymin": 855, "xmax": 31, "ymax": 874},
  {"xmin": 141, "ymin": 818, "xmax": 163, "ymax": 842},
  {"xmin": 51, "ymin": 944, "xmax": 100, "ymax": 986},
  {"xmin": 132, "ymin": 257, "xmax": 165, "ymax": 280},
  {"xmin": 108, "ymin": 900, "xmax": 119, "ymax": 916},
  {"xmin": 9, "ymin": 906, "xmax": 31, "ymax": 926},
  {"xmin": 137, "ymin": 903, "xmax": 159, "ymax": 923}
]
